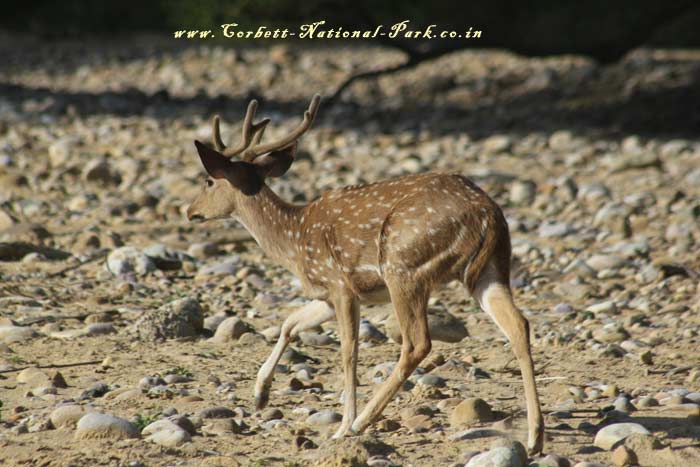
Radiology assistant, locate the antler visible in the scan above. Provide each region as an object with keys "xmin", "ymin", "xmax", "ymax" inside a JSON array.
[
  {"xmin": 212, "ymin": 100, "xmax": 270, "ymax": 158},
  {"xmin": 212, "ymin": 94, "xmax": 321, "ymax": 161},
  {"xmin": 241, "ymin": 94, "xmax": 321, "ymax": 161}
]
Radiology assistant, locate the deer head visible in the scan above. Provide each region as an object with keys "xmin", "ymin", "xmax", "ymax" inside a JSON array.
[{"xmin": 186, "ymin": 95, "xmax": 321, "ymax": 222}]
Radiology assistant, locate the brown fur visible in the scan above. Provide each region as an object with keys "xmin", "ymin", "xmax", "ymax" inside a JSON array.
[{"xmin": 187, "ymin": 95, "xmax": 543, "ymax": 454}]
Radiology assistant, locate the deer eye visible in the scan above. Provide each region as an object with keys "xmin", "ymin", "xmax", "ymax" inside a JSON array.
[{"xmin": 205, "ymin": 179, "xmax": 214, "ymax": 188}]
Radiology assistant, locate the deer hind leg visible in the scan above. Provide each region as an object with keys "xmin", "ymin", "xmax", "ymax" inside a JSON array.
[
  {"xmin": 473, "ymin": 266, "xmax": 544, "ymax": 455},
  {"xmin": 350, "ymin": 277, "xmax": 431, "ymax": 434},
  {"xmin": 332, "ymin": 291, "xmax": 360, "ymax": 438},
  {"xmin": 254, "ymin": 300, "xmax": 335, "ymax": 410}
]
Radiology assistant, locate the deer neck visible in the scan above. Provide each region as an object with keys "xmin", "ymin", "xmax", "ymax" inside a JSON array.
[{"xmin": 234, "ymin": 184, "xmax": 304, "ymax": 272}]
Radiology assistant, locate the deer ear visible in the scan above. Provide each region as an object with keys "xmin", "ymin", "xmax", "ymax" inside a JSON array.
[
  {"xmin": 252, "ymin": 142, "xmax": 297, "ymax": 178},
  {"xmin": 194, "ymin": 141, "xmax": 262, "ymax": 195},
  {"xmin": 194, "ymin": 140, "xmax": 230, "ymax": 179}
]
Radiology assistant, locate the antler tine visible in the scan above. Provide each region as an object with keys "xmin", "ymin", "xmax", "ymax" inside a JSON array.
[
  {"xmin": 212, "ymin": 115, "xmax": 226, "ymax": 152},
  {"xmin": 211, "ymin": 99, "xmax": 264, "ymax": 158},
  {"xmin": 251, "ymin": 119, "xmax": 271, "ymax": 145},
  {"xmin": 243, "ymin": 94, "xmax": 321, "ymax": 159}
]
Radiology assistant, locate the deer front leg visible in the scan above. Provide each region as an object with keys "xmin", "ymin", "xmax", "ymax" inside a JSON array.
[
  {"xmin": 351, "ymin": 279, "xmax": 431, "ymax": 434},
  {"xmin": 332, "ymin": 291, "xmax": 360, "ymax": 439},
  {"xmin": 476, "ymin": 279, "xmax": 544, "ymax": 455},
  {"xmin": 255, "ymin": 300, "xmax": 335, "ymax": 410}
]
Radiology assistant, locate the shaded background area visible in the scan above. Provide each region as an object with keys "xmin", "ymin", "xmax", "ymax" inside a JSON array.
[
  {"xmin": 3, "ymin": 0, "xmax": 700, "ymax": 57},
  {"xmin": 1, "ymin": 1, "xmax": 700, "ymax": 138}
]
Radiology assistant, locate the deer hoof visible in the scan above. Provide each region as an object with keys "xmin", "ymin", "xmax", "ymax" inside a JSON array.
[{"xmin": 254, "ymin": 390, "xmax": 270, "ymax": 411}]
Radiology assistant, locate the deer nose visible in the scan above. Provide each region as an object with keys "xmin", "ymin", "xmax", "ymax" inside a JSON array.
[{"xmin": 186, "ymin": 205, "xmax": 204, "ymax": 222}]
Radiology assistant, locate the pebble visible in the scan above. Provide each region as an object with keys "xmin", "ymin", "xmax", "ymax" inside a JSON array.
[
  {"xmin": 138, "ymin": 376, "xmax": 165, "ymax": 390},
  {"xmin": 84, "ymin": 322, "xmax": 116, "ymax": 336},
  {"xmin": 187, "ymin": 242, "xmax": 220, "ymax": 258},
  {"xmin": 202, "ymin": 418, "xmax": 244, "ymax": 435},
  {"xmin": 613, "ymin": 397, "xmax": 636, "ymax": 413},
  {"xmin": 50, "ymin": 404, "xmax": 90, "ymax": 429},
  {"xmin": 142, "ymin": 419, "xmax": 191, "ymax": 447},
  {"xmin": 106, "ymin": 246, "xmax": 155, "ymax": 276},
  {"xmin": 586, "ymin": 254, "xmax": 625, "ymax": 271},
  {"xmin": 0, "ymin": 325, "xmax": 38, "ymax": 344},
  {"xmin": 211, "ymin": 317, "xmax": 254, "ymax": 342},
  {"xmin": 75, "ymin": 413, "xmax": 140, "ymax": 440},
  {"xmin": 509, "ymin": 180, "xmax": 537, "ymax": 205},
  {"xmin": 449, "ymin": 428, "xmax": 507, "ymax": 441},
  {"xmin": 611, "ymin": 445, "xmax": 637, "ymax": 466},
  {"xmin": 482, "ymin": 135, "xmax": 512, "ymax": 154},
  {"xmin": 594, "ymin": 422, "xmax": 650, "ymax": 450},
  {"xmin": 298, "ymin": 332, "xmax": 335, "ymax": 346},
  {"xmin": 417, "ymin": 374, "xmax": 446, "ymax": 387},
  {"xmin": 538, "ymin": 221, "xmax": 573, "ymax": 238},
  {"xmin": 199, "ymin": 407, "xmax": 236, "ymax": 419},
  {"xmin": 195, "ymin": 260, "xmax": 239, "ymax": 281},
  {"xmin": 536, "ymin": 454, "xmax": 572, "ymax": 467},
  {"xmin": 306, "ymin": 410, "xmax": 342, "ymax": 426},
  {"xmin": 451, "ymin": 398, "xmax": 494, "ymax": 425},
  {"xmin": 163, "ymin": 374, "xmax": 191, "ymax": 384},
  {"xmin": 385, "ymin": 307, "xmax": 468, "ymax": 344},
  {"xmin": 260, "ymin": 408, "xmax": 283, "ymax": 421},
  {"xmin": 636, "ymin": 397, "xmax": 659, "ymax": 408},
  {"xmin": 142, "ymin": 244, "xmax": 187, "ymax": 271},
  {"xmin": 586, "ymin": 300, "xmax": 618, "ymax": 314},
  {"xmin": 359, "ymin": 320, "xmax": 387, "ymax": 343},
  {"xmin": 465, "ymin": 438, "xmax": 527, "ymax": 467},
  {"xmin": 131, "ymin": 297, "xmax": 203, "ymax": 341},
  {"xmin": 203, "ymin": 313, "xmax": 229, "ymax": 332}
]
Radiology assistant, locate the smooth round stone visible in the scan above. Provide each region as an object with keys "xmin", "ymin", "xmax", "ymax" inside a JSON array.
[
  {"xmin": 536, "ymin": 453, "xmax": 571, "ymax": 467},
  {"xmin": 306, "ymin": 410, "xmax": 342, "ymax": 426},
  {"xmin": 187, "ymin": 242, "xmax": 220, "ymax": 258},
  {"xmin": 586, "ymin": 255, "xmax": 625, "ymax": 271},
  {"xmin": 142, "ymin": 419, "xmax": 191, "ymax": 447},
  {"xmin": 613, "ymin": 397, "xmax": 636, "ymax": 413},
  {"xmin": 386, "ymin": 308, "xmax": 468, "ymax": 344},
  {"xmin": 636, "ymin": 397, "xmax": 659, "ymax": 408},
  {"xmin": 163, "ymin": 374, "xmax": 191, "ymax": 384},
  {"xmin": 594, "ymin": 422, "xmax": 650, "ymax": 450},
  {"xmin": 260, "ymin": 408, "xmax": 283, "ymax": 421},
  {"xmin": 75, "ymin": 413, "xmax": 140, "ymax": 440},
  {"xmin": 195, "ymin": 261, "xmax": 238, "ymax": 280},
  {"xmin": 586, "ymin": 301, "xmax": 618, "ymax": 314},
  {"xmin": 553, "ymin": 303, "xmax": 574, "ymax": 314},
  {"xmin": 0, "ymin": 325, "xmax": 38, "ymax": 344},
  {"xmin": 107, "ymin": 246, "xmax": 155, "ymax": 276},
  {"xmin": 509, "ymin": 180, "xmax": 537, "ymax": 205},
  {"xmin": 138, "ymin": 376, "xmax": 165, "ymax": 390},
  {"xmin": 611, "ymin": 445, "xmax": 637, "ymax": 467},
  {"xmin": 16, "ymin": 368, "xmax": 48, "ymax": 385},
  {"xmin": 202, "ymin": 418, "xmax": 243, "ymax": 435},
  {"xmin": 451, "ymin": 398, "xmax": 494, "ymax": 426},
  {"xmin": 203, "ymin": 313, "xmax": 228, "ymax": 332},
  {"xmin": 50, "ymin": 404, "xmax": 90, "ymax": 429},
  {"xmin": 260, "ymin": 325, "xmax": 281, "ymax": 341},
  {"xmin": 199, "ymin": 407, "xmax": 236, "ymax": 419},
  {"xmin": 298, "ymin": 332, "xmax": 335, "ymax": 346},
  {"xmin": 359, "ymin": 320, "xmax": 387, "ymax": 343},
  {"xmin": 465, "ymin": 439, "xmax": 527, "ymax": 467},
  {"xmin": 211, "ymin": 317, "xmax": 253, "ymax": 343},
  {"xmin": 417, "ymin": 374, "xmax": 446, "ymax": 387},
  {"xmin": 84, "ymin": 323, "xmax": 116, "ymax": 336}
]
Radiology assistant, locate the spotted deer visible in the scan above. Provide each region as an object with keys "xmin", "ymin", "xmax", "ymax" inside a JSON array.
[{"xmin": 186, "ymin": 94, "xmax": 544, "ymax": 454}]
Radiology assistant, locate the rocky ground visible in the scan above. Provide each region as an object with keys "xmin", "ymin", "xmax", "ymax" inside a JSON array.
[{"xmin": 0, "ymin": 33, "xmax": 699, "ymax": 467}]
